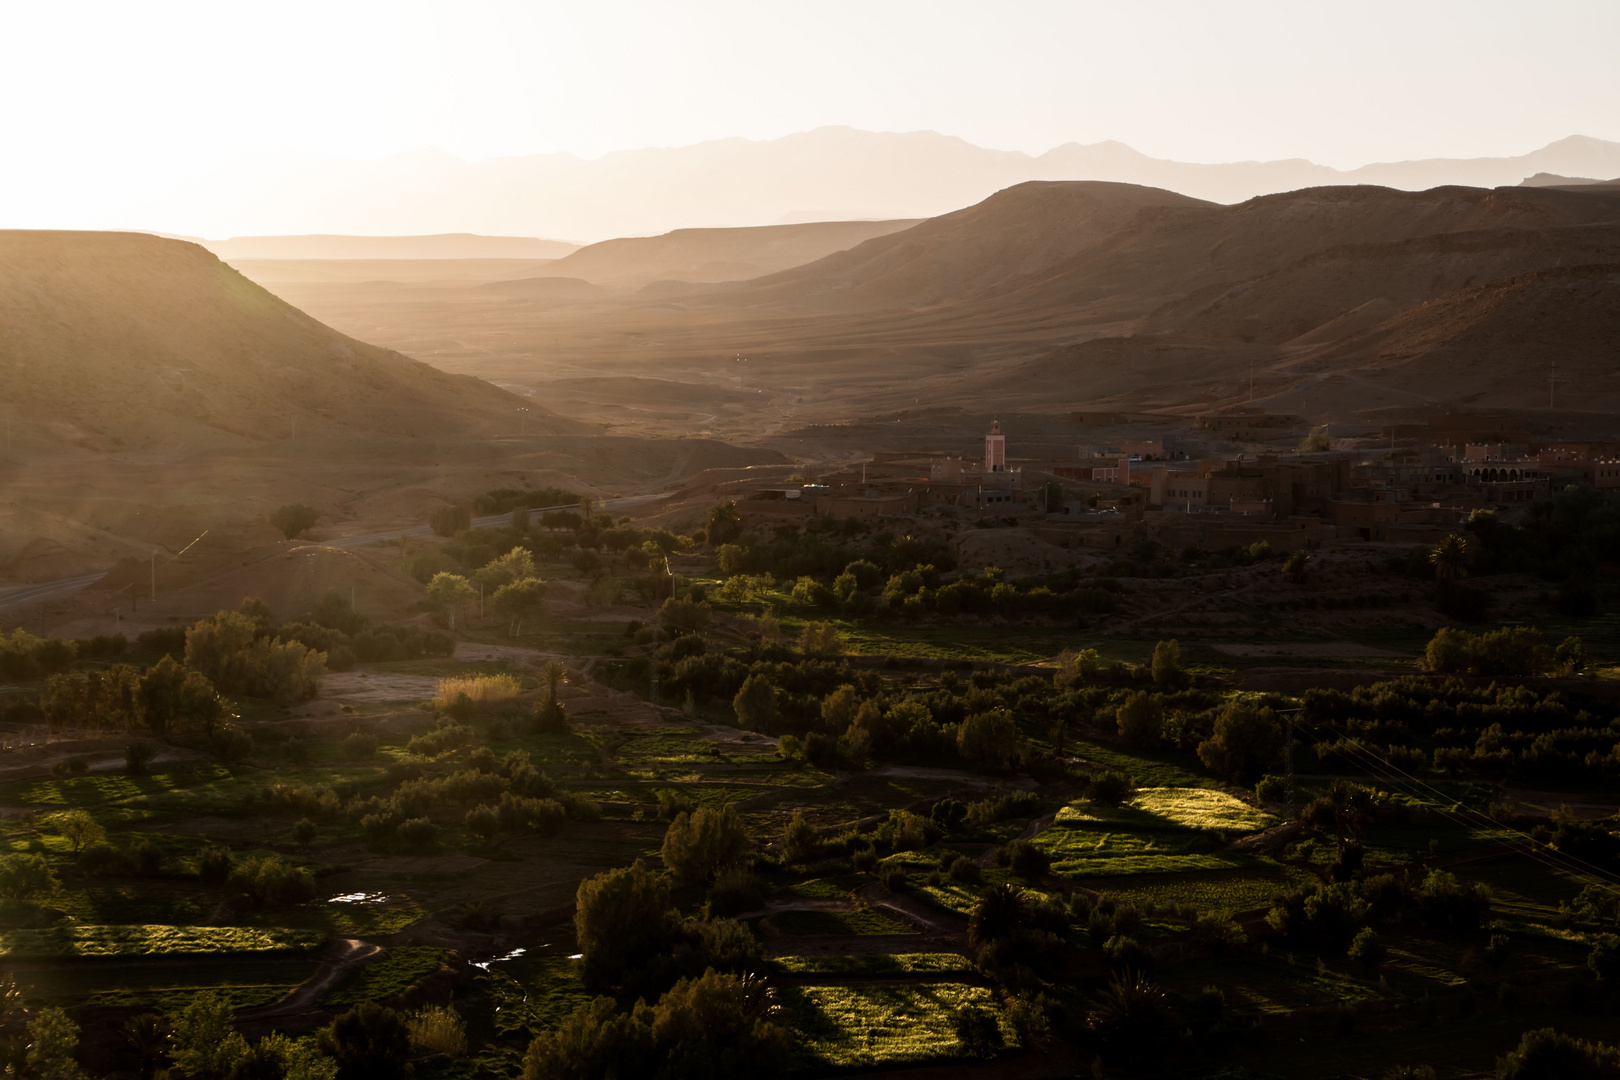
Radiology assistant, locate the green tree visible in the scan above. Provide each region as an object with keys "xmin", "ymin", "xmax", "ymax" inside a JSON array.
[
  {"xmin": 1053, "ymin": 648, "xmax": 1100, "ymax": 689},
  {"xmin": 1150, "ymin": 639, "xmax": 1184, "ymax": 688},
  {"xmin": 430, "ymin": 505, "xmax": 471, "ymax": 537},
  {"xmin": 168, "ymin": 991, "xmax": 248, "ymax": 1080},
  {"xmin": 957, "ymin": 709, "xmax": 1026, "ymax": 770},
  {"xmin": 1115, "ymin": 691, "xmax": 1163, "ymax": 747},
  {"xmin": 474, "ymin": 546, "xmax": 537, "ymax": 591},
  {"xmin": 574, "ymin": 860, "xmax": 685, "ymax": 992},
  {"xmin": 426, "ymin": 573, "xmax": 478, "ymax": 631},
  {"xmin": 732, "ymin": 674, "xmax": 779, "ymax": 731},
  {"xmin": 1197, "ymin": 701, "xmax": 1283, "ymax": 783},
  {"xmin": 26, "ymin": 1007, "xmax": 88, "ymax": 1080},
  {"xmin": 136, "ymin": 654, "xmax": 222, "ymax": 735},
  {"xmin": 797, "ymin": 621, "xmax": 841, "ymax": 657},
  {"xmin": 318, "ymin": 1003, "xmax": 411, "ymax": 1080},
  {"xmin": 1556, "ymin": 636, "xmax": 1588, "ymax": 676},
  {"xmin": 968, "ymin": 883, "xmax": 1029, "ymax": 949},
  {"xmin": 269, "ymin": 504, "xmax": 320, "ymax": 541},
  {"xmin": 55, "ymin": 810, "xmax": 104, "ymax": 855},
  {"xmin": 1429, "ymin": 533, "xmax": 1471, "ymax": 582},
  {"xmin": 492, "ymin": 578, "xmax": 548, "ymax": 636},
  {"xmin": 1495, "ymin": 1027, "xmax": 1620, "ymax": 1080},
  {"xmin": 661, "ymin": 804, "xmax": 747, "ymax": 882},
  {"xmin": 1282, "ymin": 548, "xmax": 1311, "ymax": 584},
  {"xmin": 0, "ymin": 852, "xmax": 53, "ymax": 900},
  {"xmin": 706, "ymin": 502, "xmax": 744, "ymax": 545}
]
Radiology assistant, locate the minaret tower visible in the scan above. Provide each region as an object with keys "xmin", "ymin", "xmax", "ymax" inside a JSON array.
[{"xmin": 985, "ymin": 420, "xmax": 1006, "ymax": 472}]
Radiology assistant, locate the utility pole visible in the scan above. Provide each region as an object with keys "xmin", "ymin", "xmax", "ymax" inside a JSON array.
[
  {"xmin": 150, "ymin": 553, "xmax": 157, "ymax": 601},
  {"xmin": 1550, "ymin": 359, "xmax": 1556, "ymax": 411}
]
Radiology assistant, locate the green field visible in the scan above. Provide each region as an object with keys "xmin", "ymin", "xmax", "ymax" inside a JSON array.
[
  {"xmin": 768, "ymin": 953, "xmax": 974, "ymax": 977},
  {"xmin": 784, "ymin": 983, "xmax": 1017, "ymax": 1068},
  {"xmin": 0, "ymin": 924, "xmax": 326, "ymax": 959}
]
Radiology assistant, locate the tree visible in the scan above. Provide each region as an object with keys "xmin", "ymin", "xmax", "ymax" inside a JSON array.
[
  {"xmin": 1495, "ymin": 1027, "xmax": 1620, "ymax": 1080},
  {"xmin": 706, "ymin": 501, "xmax": 744, "ymax": 545},
  {"xmin": 1308, "ymin": 781, "xmax": 1375, "ymax": 879},
  {"xmin": 1086, "ymin": 976, "xmax": 1178, "ymax": 1070},
  {"xmin": 969, "ymin": 883, "xmax": 1029, "ymax": 949},
  {"xmin": 56, "ymin": 809, "xmax": 104, "ymax": 855},
  {"xmin": 493, "ymin": 578, "xmax": 548, "ymax": 636},
  {"xmin": 318, "ymin": 1003, "xmax": 411, "ymax": 1080},
  {"xmin": 168, "ymin": 991, "xmax": 248, "ymax": 1080},
  {"xmin": 659, "ymin": 596, "xmax": 711, "ymax": 634},
  {"xmin": 1197, "ymin": 701, "xmax": 1283, "ymax": 783},
  {"xmin": 0, "ymin": 852, "xmax": 53, "ymax": 900},
  {"xmin": 123, "ymin": 1013, "xmax": 169, "ymax": 1079},
  {"xmin": 574, "ymin": 859, "xmax": 685, "ymax": 992},
  {"xmin": 474, "ymin": 546, "xmax": 537, "ymax": 592},
  {"xmin": 957, "ymin": 709, "xmax": 1026, "ymax": 771},
  {"xmin": 1115, "ymin": 691, "xmax": 1163, "ymax": 747},
  {"xmin": 661, "ymin": 804, "xmax": 747, "ymax": 882},
  {"xmin": 1150, "ymin": 639, "xmax": 1184, "ymax": 688},
  {"xmin": 520, "ymin": 971, "xmax": 788, "ymax": 1080},
  {"xmin": 1037, "ymin": 479, "xmax": 1065, "ymax": 513},
  {"xmin": 1556, "ymin": 636, "xmax": 1588, "ymax": 676},
  {"xmin": 1054, "ymin": 648, "xmax": 1100, "ymax": 689},
  {"xmin": 138, "ymin": 653, "xmax": 221, "ymax": 735},
  {"xmin": 732, "ymin": 674, "xmax": 779, "ymax": 731},
  {"xmin": 1429, "ymin": 534, "xmax": 1471, "ymax": 582},
  {"xmin": 1282, "ymin": 548, "xmax": 1311, "ymax": 584},
  {"xmin": 429, "ymin": 505, "xmax": 471, "ymax": 537},
  {"xmin": 26, "ymin": 1007, "xmax": 87, "ymax": 1080},
  {"xmin": 537, "ymin": 660, "xmax": 570, "ymax": 733},
  {"xmin": 426, "ymin": 573, "xmax": 478, "ymax": 631},
  {"xmin": 270, "ymin": 504, "xmax": 320, "ymax": 541},
  {"xmin": 797, "ymin": 621, "xmax": 842, "ymax": 657}
]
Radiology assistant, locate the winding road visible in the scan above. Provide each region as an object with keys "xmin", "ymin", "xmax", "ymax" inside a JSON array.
[{"xmin": 0, "ymin": 493, "xmax": 670, "ymax": 614}]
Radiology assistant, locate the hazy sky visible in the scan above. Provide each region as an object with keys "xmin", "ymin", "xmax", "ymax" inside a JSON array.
[{"xmin": 5, "ymin": 0, "xmax": 1618, "ymax": 227}]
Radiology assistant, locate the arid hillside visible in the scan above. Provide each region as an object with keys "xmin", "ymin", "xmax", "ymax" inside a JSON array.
[
  {"xmin": 521, "ymin": 219, "xmax": 922, "ymax": 287},
  {"xmin": 229, "ymin": 180, "xmax": 1620, "ymax": 431}
]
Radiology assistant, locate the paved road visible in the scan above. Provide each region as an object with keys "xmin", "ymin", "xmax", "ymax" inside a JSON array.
[{"xmin": 0, "ymin": 493, "xmax": 670, "ymax": 614}]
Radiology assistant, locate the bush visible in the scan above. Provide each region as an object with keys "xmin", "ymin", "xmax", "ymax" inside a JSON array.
[
  {"xmin": 1589, "ymin": 934, "xmax": 1620, "ymax": 982},
  {"xmin": 229, "ymin": 855, "xmax": 317, "ymax": 908},
  {"xmin": 1255, "ymin": 774, "xmax": 1287, "ymax": 803},
  {"xmin": 430, "ymin": 505, "xmax": 472, "ymax": 537},
  {"xmin": 1348, "ymin": 927, "xmax": 1386, "ymax": 970},
  {"xmin": 196, "ymin": 845, "xmax": 234, "ymax": 885},
  {"xmin": 954, "ymin": 1006, "xmax": 1005, "ymax": 1060},
  {"xmin": 342, "ymin": 732, "xmax": 378, "ymax": 761},
  {"xmin": 211, "ymin": 727, "xmax": 253, "ymax": 763},
  {"xmin": 464, "ymin": 805, "xmax": 500, "ymax": 843},
  {"xmin": 129, "ymin": 839, "xmax": 165, "ymax": 878},
  {"xmin": 1422, "ymin": 625, "xmax": 1552, "ymax": 677},
  {"xmin": 782, "ymin": 811, "xmax": 819, "ymax": 865},
  {"xmin": 79, "ymin": 843, "xmax": 128, "ymax": 877},
  {"xmin": 0, "ymin": 852, "xmax": 54, "ymax": 900},
  {"xmin": 270, "ymin": 504, "xmax": 321, "ymax": 540}
]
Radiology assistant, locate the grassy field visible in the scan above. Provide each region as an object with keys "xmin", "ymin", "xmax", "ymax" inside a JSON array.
[
  {"xmin": 768, "ymin": 953, "xmax": 974, "ymax": 977},
  {"xmin": 1037, "ymin": 795, "xmax": 1269, "ymax": 880},
  {"xmin": 320, "ymin": 946, "xmax": 445, "ymax": 1007},
  {"xmin": 0, "ymin": 924, "xmax": 326, "ymax": 959},
  {"xmin": 764, "ymin": 907, "xmax": 918, "ymax": 936},
  {"xmin": 1085, "ymin": 864, "xmax": 1312, "ymax": 916},
  {"xmin": 783, "ymin": 983, "xmax": 1017, "ymax": 1069}
]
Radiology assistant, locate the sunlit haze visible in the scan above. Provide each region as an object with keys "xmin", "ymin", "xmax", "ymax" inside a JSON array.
[{"xmin": 4, "ymin": 0, "xmax": 1619, "ymax": 235}]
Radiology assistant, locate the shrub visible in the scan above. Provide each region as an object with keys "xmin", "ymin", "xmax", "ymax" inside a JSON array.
[
  {"xmin": 957, "ymin": 709, "xmax": 1026, "ymax": 771},
  {"xmin": 1589, "ymin": 934, "xmax": 1620, "ymax": 982},
  {"xmin": 211, "ymin": 727, "xmax": 253, "ymax": 763},
  {"xmin": 270, "ymin": 504, "xmax": 321, "ymax": 541},
  {"xmin": 196, "ymin": 845, "xmax": 234, "ymax": 885},
  {"xmin": 1255, "ymin": 774, "xmax": 1287, "ymax": 803},
  {"xmin": 434, "ymin": 674, "xmax": 520, "ymax": 711},
  {"xmin": 56, "ymin": 810, "xmax": 104, "ymax": 854},
  {"xmin": 1422, "ymin": 626, "xmax": 1552, "ymax": 677},
  {"xmin": 465, "ymin": 805, "xmax": 500, "ymax": 843},
  {"xmin": 79, "ymin": 842, "xmax": 128, "ymax": 877},
  {"xmin": 1103, "ymin": 934, "xmax": 1155, "ymax": 976},
  {"xmin": 128, "ymin": 839, "xmax": 165, "ymax": 878},
  {"xmin": 782, "ymin": 811, "xmax": 819, "ymax": 864},
  {"xmin": 969, "ymin": 883, "xmax": 1029, "ymax": 949},
  {"xmin": 342, "ymin": 732, "xmax": 378, "ymax": 760},
  {"xmin": 954, "ymin": 1006, "xmax": 1005, "ymax": 1060},
  {"xmin": 1348, "ymin": 927, "xmax": 1386, "ymax": 970},
  {"xmin": 1150, "ymin": 640, "xmax": 1185, "ymax": 689}
]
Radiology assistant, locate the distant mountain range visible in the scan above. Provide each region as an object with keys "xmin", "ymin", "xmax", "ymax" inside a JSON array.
[{"xmin": 116, "ymin": 128, "xmax": 1620, "ymax": 243}]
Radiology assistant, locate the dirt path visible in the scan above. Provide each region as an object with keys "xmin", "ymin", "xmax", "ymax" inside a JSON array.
[
  {"xmin": 859, "ymin": 883, "xmax": 967, "ymax": 939},
  {"xmin": 236, "ymin": 938, "xmax": 383, "ymax": 1020},
  {"xmin": 976, "ymin": 810, "xmax": 1058, "ymax": 868}
]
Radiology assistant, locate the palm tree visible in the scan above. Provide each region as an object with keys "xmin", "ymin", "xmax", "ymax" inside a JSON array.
[
  {"xmin": 1429, "ymin": 534, "xmax": 1471, "ymax": 582},
  {"xmin": 967, "ymin": 882, "xmax": 1028, "ymax": 949},
  {"xmin": 706, "ymin": 501, "xmax": 743, "ymax": 545},
  {"xmin": 536, "ymin": 661, "xmax": 570, "ymax": 734}
]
